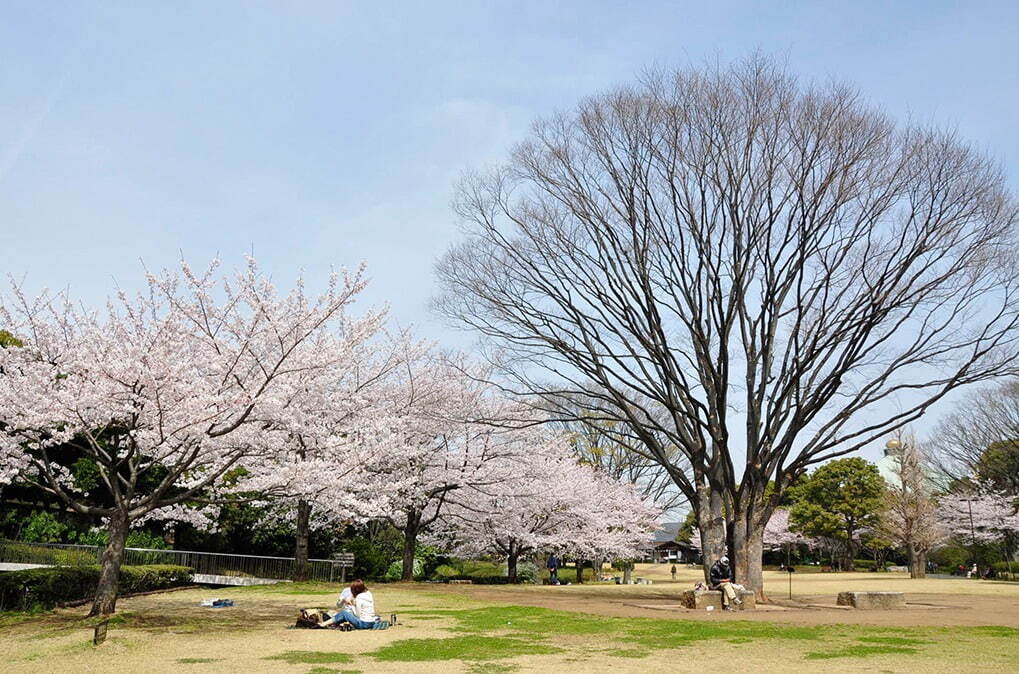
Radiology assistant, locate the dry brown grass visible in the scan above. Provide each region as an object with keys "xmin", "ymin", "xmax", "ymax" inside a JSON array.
[{"xmin": 1, "ymin": 566, "xmax": 1018, "ymax": 673}]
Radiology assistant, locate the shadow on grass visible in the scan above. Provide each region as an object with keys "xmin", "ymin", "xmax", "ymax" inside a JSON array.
[
  {"xmin": 264, "ymin": 650, "xmax": 354, "ymax": 664},
  {"xmin": 805, "ymin": 644, "xmax": 918, "ymax": 659}
]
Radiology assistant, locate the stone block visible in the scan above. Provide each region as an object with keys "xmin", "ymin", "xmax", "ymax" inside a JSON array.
[
  {"xmin": 836, "ymin": 591, "xmax": 905, "ymax": 609},
  {"xmin": 679, "ymin": 589, "xmax": 755, "ymax": 610}
]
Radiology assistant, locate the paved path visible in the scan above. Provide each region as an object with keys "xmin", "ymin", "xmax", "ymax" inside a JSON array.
[{"xmin": 0, "ymin": 562, "xmax": 49, "ymax": 571}]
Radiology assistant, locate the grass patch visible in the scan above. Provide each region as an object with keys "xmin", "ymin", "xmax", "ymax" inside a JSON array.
[
  {"xmin": 264, "ymin": 650, "xmax": 355, "ymax": 665},
  {"xmin": 175, "ymin": 657, "xmax": 221, "ymax": 664},
  {"xmin": 447, "ymin": 605, "xmax": 613, "ymax": 637},
  {"xmin": 417, "ymin": 603, "xmax": 822, "ymax": 650},
  {"xmin": 857, "ymin": 636, "xmax": 927, "ymax": 646},
  {"xmin": 805, "ymin": 644, "xmax": 918, "ymax": 660},
  {"xmin": 968, "ymin": 625, "xmax": 1019, "ymax": 637},
  {"xmin": 623, "ymin": 618, "xmax": 820, "ymax": 650},
  {"xmin": 468, "ymin": 664, "xmax": 520, "ymax": 673},
  {"xmin": 370, "ymin": 635, "xmax": 562, "ymax": 662},
  {"xmin": 0, "ymin": 609, "xmax": 48, "ymax": 628},
  {"xmin": 603, "ymin": 647, "xmax": 650, "ymax": 658}
]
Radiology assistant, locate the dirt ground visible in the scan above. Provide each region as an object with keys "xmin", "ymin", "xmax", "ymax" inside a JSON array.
[
  {"xmin": 444, "ymin": 564, "xmax": 1019, "ymax": 628},
  {"xmin": 3, "ymin": 565, "xmax": 1018, "ymax": 673}
]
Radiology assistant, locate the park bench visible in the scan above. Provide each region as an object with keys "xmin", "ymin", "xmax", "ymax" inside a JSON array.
[
  {"xmin": 835, "ymin": 591, "xmax": 905, "ymax": 609},
  {"xmin": 679, "ymin": 588, "xmax": 755, "ymax": 610}
]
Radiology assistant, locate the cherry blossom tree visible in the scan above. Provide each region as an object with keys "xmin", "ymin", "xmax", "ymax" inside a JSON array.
[
  {"xmin": 940, "ymin": 488, "xmax": 1019, "ymax": 569},
  {"xmin": 762, "ymin": 508, "xmax": 812, "ymax": 570},
  {"xmin": 360, "ymin": 351, "xmax": 536, "ymax": 581},
  {"xmin": 0, "ymin": 258, "xmax": 373, "ymax": 615},
  {"xmin": 434, "ymin": 435, "xmax": 659, "ymax": 582},
  {"xmin": 235, "ymin": 328, "xmax": 413, "ymax": 580},
  {"xmin": 763, "ymin": 509, "xmax": 805, "ymax": 550}
]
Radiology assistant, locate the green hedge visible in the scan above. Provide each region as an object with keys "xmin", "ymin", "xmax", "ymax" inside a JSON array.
[
  {"xmin": 0, "ymin": 564, "xmax": 193, "ymax": 611},
  {"xmin": 1, "ymin": 542, "xmax": 98, "ymax": 567},
  {"xmin": 852, "ymin": 559, "xmax": 894, "ymax": 571},
  {"xmin": 992, "ymin": 561, "xmax": 1018, "ymax": 576}
]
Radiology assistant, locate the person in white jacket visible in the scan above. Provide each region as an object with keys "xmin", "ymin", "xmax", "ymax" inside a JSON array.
[{"xmin": 320, "ymin": 579, "xmax": 386, "ymax": 629}]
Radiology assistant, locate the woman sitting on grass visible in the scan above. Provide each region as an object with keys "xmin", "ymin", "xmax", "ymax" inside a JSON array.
[{"xmin": 319, "ymin": 579, "xmax": 385, "ymax": 629}]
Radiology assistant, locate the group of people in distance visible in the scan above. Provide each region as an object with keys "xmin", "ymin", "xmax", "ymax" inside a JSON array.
[
  {"xmin": 960, "ymin": 563, "xmax": 998, "ymax": 579},
  {"xmin": 318, "ymin": 579, "xmax": 390, "ymax": 630}
]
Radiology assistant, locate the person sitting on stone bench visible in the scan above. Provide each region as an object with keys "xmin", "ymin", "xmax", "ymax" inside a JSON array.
[{"xmin": 708, "ymin": 556, "xmax": 744, "ymax": 611}]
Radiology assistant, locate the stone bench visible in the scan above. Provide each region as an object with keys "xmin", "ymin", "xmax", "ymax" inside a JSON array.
[
  {"xmin": 679, "ymin": 588, "xmax": 756, "ymax": 610},
  {"xmin": 836, "ymin": 591, "xmax": 905, "ymax": 609}
]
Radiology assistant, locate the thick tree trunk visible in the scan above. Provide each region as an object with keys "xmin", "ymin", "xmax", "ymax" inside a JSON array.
[
  {"xmin": 622, "ymin": 561, "xmax": 633, "ymax": 584},
  {"xmin": 507, "ymin": 548, "xmax": 519, "ymax": 583},
  {"xmin": 293, "ymin": 499, "xmax": 311, "ymax": 581},
  {"xmin": 697, "ymin": 484, "xmax": 727, "ymax": 583},
  {"xmin": 908, "ymin": 543, "xmax": 927, "ymax": 579},
  {"xmin": 845, "ymin": 536, "xmax": 860, "ymax": 571},
  {"xmin": 88, "ymin": 511, "xmax": 129, "ymax": 617},
  {"xmin": 731, "ymin": 512, "xmax": 766, "ymax": 601},
  {"xmin": 401, "ymin": 510, "xmax": 421, "ymax": 581},
  {"xmin": 575, "ymin": 560, "xmax": 584, "ymax": 584}
]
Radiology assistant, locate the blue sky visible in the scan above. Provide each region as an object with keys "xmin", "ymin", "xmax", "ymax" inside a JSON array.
[{"xmin": 2, "ymin": 2, "xmax": 1018, "ymax": 349}]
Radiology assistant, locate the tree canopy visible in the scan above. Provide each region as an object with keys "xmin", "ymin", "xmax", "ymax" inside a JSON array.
[{"xmin": 789, "ymin": 458, "xmax": 886, "ymax": 568}]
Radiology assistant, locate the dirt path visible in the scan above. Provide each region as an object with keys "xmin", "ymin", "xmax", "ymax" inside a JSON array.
[{"xmin": 427, "ymin": 581, "xmax": 1019, "ymax": 628}]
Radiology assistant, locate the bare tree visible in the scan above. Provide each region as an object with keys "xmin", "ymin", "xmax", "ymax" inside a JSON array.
[
  {"xmin": 930, "ymin": 380, "xmax": 1019, "ymax": 493},
  {"xmin": 434, "ymin": 56, "xmax": 1019, "ymax": 597},
  {"xmin": 565, "ymin": 417, "xmax": 686, "ymax": 517},
  {"xmin": 880, "ymin": 433, "xmax": 945, "ymax": 578}
]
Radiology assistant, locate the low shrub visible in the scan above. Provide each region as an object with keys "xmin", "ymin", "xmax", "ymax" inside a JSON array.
[
  {"xmin": 852, "ymin": 559, "xmax": 894, "ymax": 571},
  {"xmin": 432, "ymin": 564, "xmax": 460, "ymax": 579},
  {"xmin": 0, "ymin": 564, "xmax": 193, "ymax": 611},
  {"xmin": 541, "ymin": 566, "xmax": 599, "ymax": 581},
  {"xmin": 383, "ymin": 558, "xmax": 423, "ymax": 580},
  {"xmin": 458, "ymin": 560, "xmax": 503, "ymax": 578},
  {"xmin": 513, "ymin": 561, "xmax": 539, "ymax": 583},
  {"xmin": 992, "ymin": 561, "xmax": 1018, "ymax": 576},
  {"xmin": 0, "ymin": 541, "xmax": 97, "ymax": 567}
]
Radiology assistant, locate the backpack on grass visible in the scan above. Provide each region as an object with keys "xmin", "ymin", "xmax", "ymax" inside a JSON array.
[{"xmin": 295, "ymin": 608, "xmax": 328, "ymax": 629}]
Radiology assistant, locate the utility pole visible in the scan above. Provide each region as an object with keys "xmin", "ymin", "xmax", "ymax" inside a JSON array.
[{"xmin": 967, "ymin": 497, "xmax": 977, "ymax": 569}]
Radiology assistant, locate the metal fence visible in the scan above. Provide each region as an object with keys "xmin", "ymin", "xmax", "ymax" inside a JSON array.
[{"xmin": 0, "ymin": 539, "xmax": 354, "ymax": 582}]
